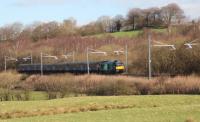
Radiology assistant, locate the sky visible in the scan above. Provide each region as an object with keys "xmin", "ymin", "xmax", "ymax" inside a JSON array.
[{"xmin": 0, "ymin": 0, "xmax": 199, "ymax": 26}]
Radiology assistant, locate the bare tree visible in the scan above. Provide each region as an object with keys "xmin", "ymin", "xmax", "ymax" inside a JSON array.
[
  {"xmin": 97, "ymin": 16, "xmax": 114, "ymax": 32},
  {"xmin": 127, "ymin": 8, "xmax": 143, "ymax": 30},
  {"xmin": 161, "ymin": 3, "xmax": 185, "ymax": 27},
  {"xmin": 31, "ymin": 21, "xmax": 61, "ymax": 41},
  {"xmin": 151, "ymin": 7, "xmax": 162, "ymax": 26},
  {"xmin": 0, "ymin": 22, "xmax": 23, "ymax": 41},
  {"xmin": 143, "ymin": 7, "xmax": 161, "ymax": 27},
  {"xmin": 113, "ymin": 15, "xmax": 124, "ymax": 32},
  {"xmin": 160, "ymin": 3, "xmax": 185, "ymax": 35},
  {"xmin": 142, "ymin": 8, "xmax": 152, "ymax": 27},
  {"xmin": 62, "ymin": 17, "xmax": 77, "ymax": 35}
]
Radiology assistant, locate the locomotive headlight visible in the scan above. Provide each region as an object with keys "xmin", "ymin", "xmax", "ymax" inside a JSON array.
[{"xmin": 116, "ymin": 66, "xmax": 125, "ymax": 70}]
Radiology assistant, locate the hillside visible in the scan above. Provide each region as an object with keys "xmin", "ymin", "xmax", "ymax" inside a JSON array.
[
  {"xmin": 0, "ymin": 27, "xmax": 200, "ymax": 75},
  {"xmin": 91, "ymin": 29, "xmax": 167, "ymax": 38}
]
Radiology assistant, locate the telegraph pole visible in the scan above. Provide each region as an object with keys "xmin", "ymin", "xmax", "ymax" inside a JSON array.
[
  {"xmin": 41, "ymin": 52, "xmax": 43, "ymax": 75},
  {"xmin": 31, "ymin": 52, "xmax": 33, "ymax": 64},
  {"xmin": 125, "ymin": 45, "xmax": 128, "ymax": 74},
  {"xmin": 72, "ymin": 51, "xmax": 75, "ymax": 63},
  {"xmin": 4, "ymin": 56, "xmax": 17, "ymax": 72},
  {"xmin": 148, "ymin": 33, "xmax": 152, "ymax": 80},
  {"xmin": 87, "ymin": 48, "xmax": 90, "ymax": 74},
  {"xmin": 4, "ymin": 56, "xmax": 7, "ymax": 72}
]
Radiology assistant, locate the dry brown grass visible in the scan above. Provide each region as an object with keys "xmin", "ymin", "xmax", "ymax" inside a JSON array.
[
  {"xmin": 185, "ymin": 117, "xmax": 196, "ymax": 122},
  {"xmin": 0, "ymin": 104, "xmax": 136, "ymax": 119}
]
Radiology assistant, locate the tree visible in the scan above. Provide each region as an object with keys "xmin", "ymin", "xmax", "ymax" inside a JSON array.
[
  {"xmin": 45, "ymin": 21, "xmax": 60, "ymax": 39},
  {"xmin": 142, "ymin": 8, "xmax": 152, "ymax": 27},
  {"xmin": 0, "ymin": 22, "xmax": 23, "ymax": 41},
  {"xmin": 18, "ymin": 26, "xmax": 32, "ymax": 40},
  {"xmin": 113, "ymin": 15, "xmax": 124, "ymax": 32},
  {"xmin": 151, "ymin": 7, "xmax": 162, "ymax": 26},
  {"xmin": 127, "ymin": 8, "xmax": 143, "ymax": 30},
  {"xmin": 161, "ymin": 3, "xmax": 185, "ymax": 26},
  {"xmin": 79, "ymin": 20, "xmax": 108, "ymax": 36},
  {"xmin": 160, "ymin": 3, "xmax": 185, "ymax": 35},
  {"xmin": 142, "ymin": 7, "xmax": 161, "ymax": 27},
  {"xmin": 97, "ymin": 16, "xmax": 114, "ymax": 32},
  {"xmin": 31, "ymin": 21, "xmax": 61, "ymax": 41},
  {"xmin": 61, "ymin": 17, "xmax": 77, "ymax": 36}
]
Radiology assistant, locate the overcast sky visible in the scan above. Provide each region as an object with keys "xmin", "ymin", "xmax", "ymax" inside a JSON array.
[{"xmin": 0, "ymin": 0, "xmax": 199, "ymax": 26}]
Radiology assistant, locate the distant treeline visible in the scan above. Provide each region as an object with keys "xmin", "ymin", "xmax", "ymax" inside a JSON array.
[{"xmin": 0, "ymin": 3, "xmax": 187, "ymax": 41}]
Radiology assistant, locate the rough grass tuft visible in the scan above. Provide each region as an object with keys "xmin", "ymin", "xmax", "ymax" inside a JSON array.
[{"xmin": 0, "ymin": 104, "xmax": 135, "ymax": 119}]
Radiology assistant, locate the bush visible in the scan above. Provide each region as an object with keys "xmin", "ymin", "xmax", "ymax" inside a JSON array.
[
  {"xmin": 0, "ymin": 89, "xmax": 31, "ymax": 101},
  {"xmin": 1, "ymin": 71, "xmax": 200, "ymax": 101},
  {"xmin": 22, "ymin": 74, "xmax": 200, "ymax": 97},
  {"xmin": 0, "ymin": 71, "xmax": 22, "ymax": 89}
]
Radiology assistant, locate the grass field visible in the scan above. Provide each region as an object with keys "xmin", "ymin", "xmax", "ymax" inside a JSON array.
[
  {"xmin": 0, "ymin": 95, "xmax": 200, "ymax": 122},
  {"xmin": 29, "ymin": 91, "xmax": 48, "ymax": 100},
  {"xmin": 93, "ymin": 29, "xmax": 167, "ymax": 38},
  {"xmin": 5, "ymin": 106, "xmax": 200, "ymax": 122},
  {"xmin": 110, "ymin": 31, "xmax": 142, "ymax": 38}
]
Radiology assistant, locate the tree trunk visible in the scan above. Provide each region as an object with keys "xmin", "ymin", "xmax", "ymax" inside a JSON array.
[{"xmin": 133, "ymin": 18, "xmax": 135, "ymax": 30}]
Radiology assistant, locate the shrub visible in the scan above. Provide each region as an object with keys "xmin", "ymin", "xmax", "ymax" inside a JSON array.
[
  {"xmin": 0, "ymin": 71, "xmax": 22, "ymax": 89},
  {"xmin": 1, "ymin": 71, "xmax": 200, "ymax": 101},
  {"xmin": 21, "ymin": 74, "xmax": 200, "ymax": 97}
]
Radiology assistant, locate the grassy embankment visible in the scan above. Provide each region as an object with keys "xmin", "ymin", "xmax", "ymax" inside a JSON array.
[{"xmin": 93, "ymin": 29, "xmax": 167, "ymax": 38}]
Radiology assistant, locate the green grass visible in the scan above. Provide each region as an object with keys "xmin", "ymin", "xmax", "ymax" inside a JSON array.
[
  {"xmin": 29, "ymin": 91, "xmax": 48, "ymax": 100},
  {"xmin": 93, "ymin": 30, "xmax": 142, "ymax": 38},
  {"xmin": 1, "ymin": 95, "xmax": 199, "ymax": 113},
  {"xmin": 0, "ymin": 95, "xmax": 200, "ymax": 122},
  {"xmin": 93, "ymin": 29, "xmax": 167, "ymax": 38},
  {"xmin": 110, "ymin": 31, "xmax": 142, "ymax": 38},
  {"xmin": 5, "ymin": 105, "xmax": 200, "ymax": 122}
]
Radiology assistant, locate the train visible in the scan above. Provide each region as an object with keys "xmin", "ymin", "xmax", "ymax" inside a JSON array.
[{"xmin": 17, "ymin": 60, "xmax": 125, "ymax": 74}]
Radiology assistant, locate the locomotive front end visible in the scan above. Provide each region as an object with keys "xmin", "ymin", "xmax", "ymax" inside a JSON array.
[{"xmin": 115, "ymin": 61, "xmax": 125, "ymax": 73}]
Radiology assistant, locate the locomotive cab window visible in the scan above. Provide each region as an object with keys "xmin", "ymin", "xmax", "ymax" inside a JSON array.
[{"xmin": 103, "ymin": 64, "xmax": 108, "ymax": 71}]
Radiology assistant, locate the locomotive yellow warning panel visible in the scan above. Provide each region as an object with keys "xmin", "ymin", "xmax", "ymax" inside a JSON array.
[{"xmin": 116, "ymin": 66, "xmax": 125, "ymax": 70}]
